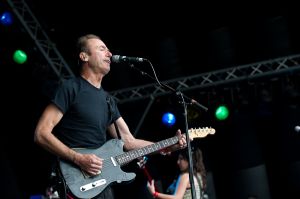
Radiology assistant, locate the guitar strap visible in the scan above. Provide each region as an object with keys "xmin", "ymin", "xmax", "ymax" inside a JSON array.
[{"xmin": 106, "ymin": 95, "xmax": 121, "ymax": 139}]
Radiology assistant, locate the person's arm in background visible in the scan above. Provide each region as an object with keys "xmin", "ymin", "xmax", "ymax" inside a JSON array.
[{"xmin": 147, "ymin": 173, "xmax": 190, "ymax": 199}]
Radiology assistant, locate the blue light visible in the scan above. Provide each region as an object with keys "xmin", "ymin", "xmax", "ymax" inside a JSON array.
[
  {"xmin": 162, "ymin": 112, "xmax": 176, "ymax": 126},
  {"xmin": 29, "ymin": 195, "xmax": 44, "ymax": 199},
  {"xmin": 1, "ymin": 11, "xmax": 13, "ymax": 26}
]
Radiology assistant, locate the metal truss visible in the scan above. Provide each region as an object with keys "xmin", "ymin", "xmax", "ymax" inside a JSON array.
[
  {"xmin": 110, "ymin": 54, "xmax": 300, "ymax": 104},
  {"xmin": 6, "ymin": 0, "xmax": 75, "ymax": 81}
]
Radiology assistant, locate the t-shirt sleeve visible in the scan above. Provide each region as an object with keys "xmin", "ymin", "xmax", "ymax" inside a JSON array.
[
  {"xmin": 107, "ymin": 95, "xmax": 121, "ymax": 124},
  {"xmin": 51, "ymin": 80, "xmax": 75, "ymax": 114}
]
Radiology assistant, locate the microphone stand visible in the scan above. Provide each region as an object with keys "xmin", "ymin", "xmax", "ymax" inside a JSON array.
[{"xmin": 127, "ymin": 60, "xmax": 208, "ymax": 199}]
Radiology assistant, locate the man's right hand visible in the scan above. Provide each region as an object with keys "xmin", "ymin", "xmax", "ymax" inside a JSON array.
[{"xmin": 74, "ymin": 153, "xmax": 103, "ymax": 176}]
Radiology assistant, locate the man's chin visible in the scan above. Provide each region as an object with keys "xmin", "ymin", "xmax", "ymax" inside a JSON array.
[{"xmin": 103, "ymin": 68, "xmax": 110, "ymax": 75}]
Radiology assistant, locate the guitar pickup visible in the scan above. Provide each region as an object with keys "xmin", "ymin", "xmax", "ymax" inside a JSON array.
[{"xmin": 80, "ymin": 179, "xmax": 107, "ymax": 192}]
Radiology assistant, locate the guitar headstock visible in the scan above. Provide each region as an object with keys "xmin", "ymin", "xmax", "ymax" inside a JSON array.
[{"xmin": 188, "ymin": 127, "xmax": 215, "ymax": 139}]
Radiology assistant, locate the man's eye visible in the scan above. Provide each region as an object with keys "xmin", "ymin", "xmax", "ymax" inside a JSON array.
[{"xmin": 99, "ymin": 46, "xmax": 107, "ymax": 51}]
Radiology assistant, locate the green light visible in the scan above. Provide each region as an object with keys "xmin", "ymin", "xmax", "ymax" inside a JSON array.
[
  {"xmin": 13, "ymin": 49, "xmax": 27, "ymax": 64},
  {"xmin": 215, "ymin": 105, "xmax": 229, "ymax": 120}
]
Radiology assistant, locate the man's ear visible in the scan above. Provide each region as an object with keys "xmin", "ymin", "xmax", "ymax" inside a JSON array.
[{"xmin": 79, "ymin": 52, "xmax": 88, "ymax": 61}]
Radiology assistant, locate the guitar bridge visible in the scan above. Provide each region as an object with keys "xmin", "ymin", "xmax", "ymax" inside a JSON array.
[{"xmin": 80, "ymin": 179, "xmax": 107, "ymax": 192}]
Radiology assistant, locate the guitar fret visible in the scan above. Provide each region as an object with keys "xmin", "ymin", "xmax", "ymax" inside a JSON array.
[
  {"xmin": 143, "ymin": 147, "xmax": 148, "ymax": 154},
  {"xmin": 156, "ymin": 142, "xmax": 162, "ymax": 149},
  {"xmin": 134, "ymin": 150, "xmax": 139, "ymax": 158},
  {"xmin": 145, "ymin": 145, "xmax": 150, "ymax": 153},
  {"xmin": 147, "ymin": 145, "xmax": 154, "ymax": 153},
  {"xmin": 131, "ymin": 151, "xmax": 137, "ymax": 159},
  {"xmin": 138, "ymin": 149, "xmax": 144, "ymax": 156}
]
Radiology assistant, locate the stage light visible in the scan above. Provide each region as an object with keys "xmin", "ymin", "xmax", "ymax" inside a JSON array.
[
  {"xmin": 215, "ymin": 105, "xmax": 229, "ymax": 120},
  {"xmin": 13, "ymin": 49, "xmax": 27, "ymax": 64},
  {"xmin": 0, "ymin": 11, "xmax": 13, "ymax": 26},
  {"xmin": 162, "ymin": 112, "xmax": 176, "ymax": 127}
]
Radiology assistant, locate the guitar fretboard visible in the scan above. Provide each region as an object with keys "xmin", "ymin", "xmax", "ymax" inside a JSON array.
[{"xmin": 115, "ymin": 135, "xmax": 181, "ymax": 166}]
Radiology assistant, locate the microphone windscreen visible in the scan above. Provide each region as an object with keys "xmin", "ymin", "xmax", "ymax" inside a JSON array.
[{"xmin": 111, "ymin": 55, "xmax": 121, "ymax": 63}]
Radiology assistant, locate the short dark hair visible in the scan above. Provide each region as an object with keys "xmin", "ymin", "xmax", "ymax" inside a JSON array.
[
  {"xmin": 76, "ymin": 34, "xmax": 102, "ymax": 67},
  {"xmin": 76, "ymin": 34, "xmax": 101, "ymax": 55}
]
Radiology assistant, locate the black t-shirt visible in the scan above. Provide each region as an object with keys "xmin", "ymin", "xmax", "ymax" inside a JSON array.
[{"xmin": 51, "ymin": 76, "xmax": 121, "ymax": 148}]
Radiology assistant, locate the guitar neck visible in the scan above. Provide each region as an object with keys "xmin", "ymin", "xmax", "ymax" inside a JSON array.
[
  {"xmin": 115, "ymin": 127, "xmax": 215, "ymax": 166},
  {"xmin": 116, "ymin": 134, "xmax": 181, "ymax": 166}
]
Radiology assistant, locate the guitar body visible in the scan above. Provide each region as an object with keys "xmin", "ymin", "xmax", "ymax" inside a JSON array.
[{"xmin": 59, "ymin": 139, "xmax": 136, "ymax": 199}]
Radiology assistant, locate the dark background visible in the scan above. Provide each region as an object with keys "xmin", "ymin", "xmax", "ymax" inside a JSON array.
[{"xmin": 1, "ymin": 1, "xmax": 300, "ymax": 199}]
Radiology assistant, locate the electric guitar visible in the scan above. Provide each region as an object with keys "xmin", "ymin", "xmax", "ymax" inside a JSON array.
[{"xmin": 59, "ymin": 127, "xmax": 215, "ymax": 199}]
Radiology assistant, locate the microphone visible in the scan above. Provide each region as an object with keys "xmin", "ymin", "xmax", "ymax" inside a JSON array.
[
  {"xmin": 295, "ymin": 126, "xmax": 300, "ymax": 133},
  {"xmin": 111, "ymin": 55, "xmax": 146, "ymax": 63}
]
